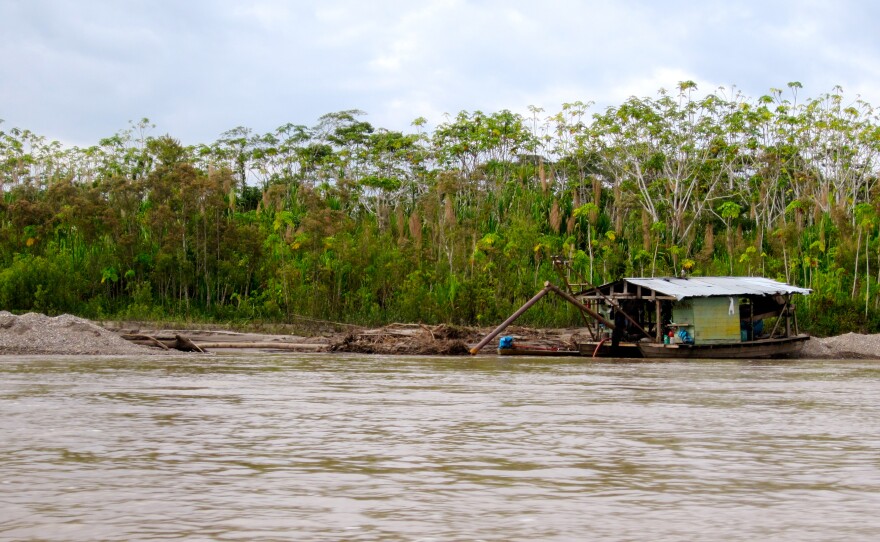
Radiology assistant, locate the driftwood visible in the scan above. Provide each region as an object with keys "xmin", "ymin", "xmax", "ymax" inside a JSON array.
[
  {"xmin": 358, "ymin": 326, "xmax": 425, "ymax": 337},
  {"xmin": 174, "ymin": 334, "xmax": 204, "ymax": 353},
  {"xmin": 330, "ymin": 323, "xmax": 473, "ymax": 355}
]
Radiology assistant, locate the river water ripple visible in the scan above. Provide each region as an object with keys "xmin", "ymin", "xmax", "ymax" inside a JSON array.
[{"xmin": 1, "ymin": 354, "xmax": 880, "ymax": 541}]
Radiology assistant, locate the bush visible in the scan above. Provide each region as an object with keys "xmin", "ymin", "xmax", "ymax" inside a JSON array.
[{"xmin": 0, "ymin": 254, "xmax": 84, "ymax": 314}]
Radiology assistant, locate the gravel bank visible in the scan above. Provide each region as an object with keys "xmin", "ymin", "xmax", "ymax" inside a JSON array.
[
  {"xmin": 0, "ymin": 311, "xmax": 158, "ymax": 355},
  {"xmin": 800, "ymin": 333, "xmax": 880, "ymax": 359}
]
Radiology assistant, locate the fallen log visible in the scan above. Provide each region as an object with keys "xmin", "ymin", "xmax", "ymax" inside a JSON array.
[
  {"xmin": 175, "ymin": 334, "xmax": 204, "ymax": 353},
  {"xmin": 194, "ymin": 342, "xmax": 328, "ymax": 351},
  {"xmin": 122, "ymin": 333, "xmax": 328, "ymax": 352},
  {"xmin": 120, "ymin": 334, "xmax": 170, "ymax": 350},
  {"xmin": 122, "ymin": 333, "xmax": 203, "ymax": 352},
  {"xmin": 126, "ymin": 339, "xmax": 172, "ymax": 347}
]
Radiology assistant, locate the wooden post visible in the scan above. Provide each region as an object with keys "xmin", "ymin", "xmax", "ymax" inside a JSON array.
[
  {"xmin": 749, "ymin": 299, "xmax": 754, "ymax": 341},
  {"xmin": 655, "ymin": 300, "xmax": 662, "ymax": 343},
  {"xmin": 785, "ymin": 295, "xmax": 792, "ymax": 337},
  {"xmin": 469, "ymin": 284, "xmax": 553, "ymax": 355}
]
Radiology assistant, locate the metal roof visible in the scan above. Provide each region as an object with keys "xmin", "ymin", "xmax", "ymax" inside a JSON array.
[{"xmin": 622, "ymin": 277, "xmax": 812, "ymax": 301}]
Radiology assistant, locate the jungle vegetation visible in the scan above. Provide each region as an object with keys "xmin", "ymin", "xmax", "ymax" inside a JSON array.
[{"xmin": 2, "ymin": 82, "xmax": 879, "ymax": 335}]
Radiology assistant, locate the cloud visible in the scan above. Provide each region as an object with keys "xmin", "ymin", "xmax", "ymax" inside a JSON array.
[{"xmin": 2, "ymin": 0, "xmax": 880, "ymax": 146}]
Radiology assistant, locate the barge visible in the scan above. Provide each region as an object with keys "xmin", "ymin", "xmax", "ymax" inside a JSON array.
[{"xmin": 576, "ymin": 277, "xmax": 811, "ymax": 359}]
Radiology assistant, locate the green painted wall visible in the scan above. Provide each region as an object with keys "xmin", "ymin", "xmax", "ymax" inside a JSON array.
[
  {"xmin": 672, "ymin": 297, "xmax": 741, "ymax": 344},
  {"xmin": 672, "ymin": 302, "xmax": 694, "ymax": 326}
]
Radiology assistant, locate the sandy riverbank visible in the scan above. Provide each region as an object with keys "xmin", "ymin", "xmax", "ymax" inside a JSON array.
[
  {"xmin": 1, "ymin": 311, "xmax": 878, "ymax": 359},
  {"xmin": 103, "ymin": 321, "xmax": 547, "ymax": 356},
  {"xmin": 0, "ymin": 311, "xmax": 159, "ymax": 355}
]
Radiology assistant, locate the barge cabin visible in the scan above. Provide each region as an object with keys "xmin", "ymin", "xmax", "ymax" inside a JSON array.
[{"xmin": 576, "ymin": 276, "xmax": 812, "ymax": 359}]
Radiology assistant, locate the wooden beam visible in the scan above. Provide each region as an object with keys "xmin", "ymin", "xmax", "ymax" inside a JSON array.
[
  {"xmin": 768, "ymin": 300, "xmax": 787, "ymax": 338},
  {"xmin": 752, "ymin": 310, "xmax": 781, "ymax": 322},
  {"xmin": 579, "ymin": 294, "xmax": 676, "ymax": 301}
]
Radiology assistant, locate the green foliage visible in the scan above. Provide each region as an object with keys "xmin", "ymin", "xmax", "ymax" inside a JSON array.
[
  {"xmin": 0, "ymin": 254, "xmax": 83, "ymax": 314},
  {"xmin": 0, "ymin": 88, "xmax": 879, "ymax": 333}
]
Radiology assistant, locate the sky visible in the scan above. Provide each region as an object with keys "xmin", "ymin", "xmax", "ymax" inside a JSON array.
[{"xmin": 2, "ymin": 0, "xmax": 879, "ymax": 147}]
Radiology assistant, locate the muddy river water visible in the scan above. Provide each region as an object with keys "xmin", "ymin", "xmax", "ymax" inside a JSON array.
[{"xmin": 2, "ymin": 354, "xmax": 880, "ymax": 541}]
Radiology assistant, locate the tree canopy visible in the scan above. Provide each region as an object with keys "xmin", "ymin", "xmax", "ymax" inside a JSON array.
[{"xmin": 2, "ymin": 83, "xmax": 879, "ymax": 334}]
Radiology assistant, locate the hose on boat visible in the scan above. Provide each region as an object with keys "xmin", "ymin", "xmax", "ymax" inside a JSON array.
[{"xmin": 592, "ymin": 338, "xmax": 608, "ymax": 358}]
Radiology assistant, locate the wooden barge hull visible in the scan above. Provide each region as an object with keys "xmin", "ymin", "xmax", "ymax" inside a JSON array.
[
  {"xmin": 577, "ymin": 341, "xmax": 643, "ymax": 358},
  {"xmin": 637, "ymin": 335, "xmax": 810, "ymax": 359},
  {"xmin": 498, "ymin": 346, "xmax": 580, "ymax": 356}
]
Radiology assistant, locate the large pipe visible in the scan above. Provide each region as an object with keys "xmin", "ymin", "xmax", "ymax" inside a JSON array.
[
  {"xmin": 546, "ymin": 283, "xmax": 616, "ymax": 328},
  {"xmin": 468, "ymin": 284, "xmax": 553, "ymax": 355}
]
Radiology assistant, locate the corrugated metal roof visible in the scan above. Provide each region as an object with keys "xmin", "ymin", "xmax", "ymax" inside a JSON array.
[{"xmin": 623, "ymin": 277, "xmax": 812, "ymax": 301}]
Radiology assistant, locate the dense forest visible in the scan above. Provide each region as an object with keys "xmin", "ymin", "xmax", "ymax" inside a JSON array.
[{"xmin": 2, "ymin": 82, "xmax": 879, "ymax": 335}]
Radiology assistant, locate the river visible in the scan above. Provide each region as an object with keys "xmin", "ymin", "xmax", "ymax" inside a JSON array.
[{"xmin": 1, "ymin": 353, "xmax": 879, "ymax": 541}]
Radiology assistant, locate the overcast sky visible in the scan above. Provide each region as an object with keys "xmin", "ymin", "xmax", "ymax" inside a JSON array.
[{"xmin": 2, "ymin": 0, "xmax": 878, "ymax": 146}]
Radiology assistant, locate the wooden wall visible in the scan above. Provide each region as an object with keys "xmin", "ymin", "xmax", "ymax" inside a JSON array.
[{"xmin": 673, "ymin": 297, "xmax": 741, "ymax": 344}]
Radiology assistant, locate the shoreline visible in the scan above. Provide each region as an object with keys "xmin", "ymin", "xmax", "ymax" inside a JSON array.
[
  {"xmin": 1, "ymin": 311, "xmax": 878, "ymax": 359},
  {"xmin": 101, "ymin": 320, "xmax": 880, "ymax": 359}
]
